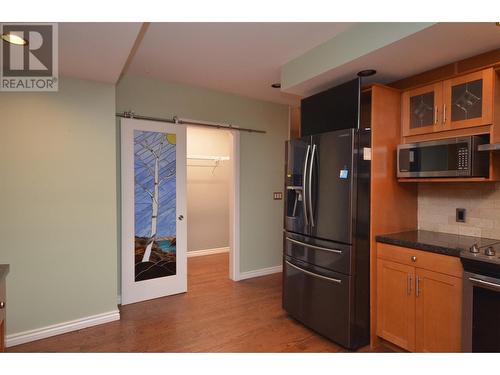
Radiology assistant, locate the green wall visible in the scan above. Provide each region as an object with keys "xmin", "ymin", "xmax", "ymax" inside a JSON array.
[
  {"xmin": 116, "ymin": 75, "xmax": 289, "ymax": 273},
  {"xmin": 281, "ymin": 22, "xmax": 435, "ymax": 91},
  {"xmin": 0, "ymin": 78, "xmax": 119, "ymax": 335},
  {"xmin": 0, "ymin": 73, "xmax": 288, "ymax": 337}
]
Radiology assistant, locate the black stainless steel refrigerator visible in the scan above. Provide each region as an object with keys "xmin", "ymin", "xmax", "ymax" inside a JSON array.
[{"xmin": 283, "ymin": 127, "xmax": 371, "ymax": 350}]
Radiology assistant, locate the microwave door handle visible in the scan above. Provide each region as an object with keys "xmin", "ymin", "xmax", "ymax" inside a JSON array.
[
  {"xmin": 308, "ymin": 144, "xmax": 317, "ymax": 227},
  {"xmin": 302, "ymin": 145, "xmax": 311, "ymax": 226}
]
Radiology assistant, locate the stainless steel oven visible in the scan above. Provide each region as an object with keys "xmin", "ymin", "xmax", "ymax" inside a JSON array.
[
  {"xmin": 461, "ymin": 244, "xmax": 500, "ymax": 352},
  {"xmin": 397, "ymin": 135, "xmax": 489, "ymax": 178}
]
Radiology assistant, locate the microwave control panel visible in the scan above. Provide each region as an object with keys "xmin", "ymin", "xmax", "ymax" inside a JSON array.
[{"xmin": 457, "ymin": 146, "xmax": 469, "ymax": 171}]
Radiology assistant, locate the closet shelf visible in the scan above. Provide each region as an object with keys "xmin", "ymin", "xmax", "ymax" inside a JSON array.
[
  {"xmin": 186, "ymin": 155, "xmax": 230, "ymax": 174},
  {"xmin": 187, "ymin": 155, "xmax": 230, "ymax": 161}
]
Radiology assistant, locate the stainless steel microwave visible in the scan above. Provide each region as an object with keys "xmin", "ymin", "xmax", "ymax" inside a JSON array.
[{"xmin": 397, "ymin": 136, "xmax": 489, "ymax": 178}]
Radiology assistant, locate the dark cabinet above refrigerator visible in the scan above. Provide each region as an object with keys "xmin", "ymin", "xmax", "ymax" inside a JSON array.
[{"xmin": 301, "ymin": 78, "xmax": 361, "ymax": 137}]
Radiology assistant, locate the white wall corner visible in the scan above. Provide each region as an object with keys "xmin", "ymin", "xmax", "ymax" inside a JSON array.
[{"xmin": 238, "ymin": 265, "xmax": 283, "ymax": 281}]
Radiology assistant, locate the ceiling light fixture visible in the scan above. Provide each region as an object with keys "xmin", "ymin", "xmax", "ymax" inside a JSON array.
[
  {"xmin": 357, "ymin": 69, "xmax": 377, "ymax": 77},
  {"xmin": 271, "ymin": 83, "xmax": 281, "ymax": 88},
  {"xmin": 496, "ymin": 22, "xmax": 500, "ymax": 27},
  {"xmin": 0, "ymin": 32, "xmax": 28, "ymax": 46}
]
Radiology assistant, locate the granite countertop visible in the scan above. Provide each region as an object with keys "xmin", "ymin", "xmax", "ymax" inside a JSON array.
[
  {"xmin": 376, "ymin": 230, "xmax": 500, "ymax": 257},
  {"xmin": 0, "ymin": 264, "xmax": 9, "ymax": 279}
]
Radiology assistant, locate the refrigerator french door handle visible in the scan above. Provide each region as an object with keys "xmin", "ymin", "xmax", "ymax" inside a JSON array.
[
  {"xmin": 302, "ymin": 145, "xmax": 311, "ymax": 226},
  {"xmin": 308, "ymin": 144, "xmax": 317, "ymax": 227},
  {"xmin": 286, "ymin": 260, "xmax": 342, "ymax": 284}
]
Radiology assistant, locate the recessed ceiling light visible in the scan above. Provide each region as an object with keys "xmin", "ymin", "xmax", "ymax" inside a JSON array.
[
  {"xmin": 271, "ymin": 83, "xmax": 281, "ymax": 88},
  {"xmin": 357, "ymin": 69, "xmax": 377, "ymax": 77},
  {"xmin": 0, "ymin": 32, "xmax": 28, "ymax": 46}
]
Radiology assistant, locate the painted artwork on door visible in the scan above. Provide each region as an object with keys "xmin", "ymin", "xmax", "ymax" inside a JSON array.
[{"xmin": 134, "ymin": 130, "xmax": 177, "ymax": 282}]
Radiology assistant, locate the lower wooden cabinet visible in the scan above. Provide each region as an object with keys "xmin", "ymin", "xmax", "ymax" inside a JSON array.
[
  {"xmin": 0, "ymin": 279, "xmax": 5, "ymax": 352},
  {"xmin": 0, "ymin": 318, "xmax": 4, "ymax": 353},
  {"xmin": 415, "ymin": 268, "xmax": 462, "ymax": 352},
  {"xmin": 377, "ymin": 259, "xmax": 416, "ymax": 351},
  {"xmin": 0, "ymin": 265, "xmax": 8, "ymax": 352},
  {"xmin": 376, "ymin": 243, "xmax": 462, "ymax": 352}
]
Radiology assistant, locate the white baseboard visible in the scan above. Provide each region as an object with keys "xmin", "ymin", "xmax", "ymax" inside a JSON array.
[
  {"xmin": 6, "ymin": 309, "xmax": 120, "ymax": 348},
  {"xmin": 238, "ymin": 265, "xmax": 282, "ymax": 280},
  {"xmin": 187, "ymin": 247, "xmax": 229, "ymax": 258}
]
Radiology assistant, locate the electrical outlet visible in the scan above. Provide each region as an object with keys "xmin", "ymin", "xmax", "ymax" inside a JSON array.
[{"xmin": 456, "ymin": 208, "xmax": 466, "ymax": 223}]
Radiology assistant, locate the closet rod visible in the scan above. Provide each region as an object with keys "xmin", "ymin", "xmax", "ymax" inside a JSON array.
[{"xmin": 116, "ymin": 111, "xmax": 266, "ymax": 134}]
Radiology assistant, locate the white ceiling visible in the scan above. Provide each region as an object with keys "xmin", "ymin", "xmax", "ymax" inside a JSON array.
[
  {"xmin": 126, "ymin": 22, "xmax": 356, "ymax": 105},
  {"xmin": 285, "ymin": 22, "xmax": 500, "ymax": 97},
  {"xmin": 59, "ymin": 22, "xmax": 142, "ymax": 84},
  {"xmin": 56, "ymin": 22, "xmax": 500, "ymax": 106}
]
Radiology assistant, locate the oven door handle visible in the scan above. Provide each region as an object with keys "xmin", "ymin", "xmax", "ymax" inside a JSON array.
[{"xmin": 469, "ymin": 277, "xmax": 500, "ymax": 291}]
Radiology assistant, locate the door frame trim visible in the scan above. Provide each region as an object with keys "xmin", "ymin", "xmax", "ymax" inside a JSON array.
[{"xmin": 228, "ymin": 131, "xmax": 241, "ymax": 281}]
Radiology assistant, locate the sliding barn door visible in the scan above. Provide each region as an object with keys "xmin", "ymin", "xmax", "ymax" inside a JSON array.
[{"xmin": 121, "ymin": 118, "xmax": 187, "ymax": 305}]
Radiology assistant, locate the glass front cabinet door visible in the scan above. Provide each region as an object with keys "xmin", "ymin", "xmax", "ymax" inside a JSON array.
[
  {"xmin": 402, "ymin": 82, "xmax": 443, "ymax": 137},
  {"xmin": 443, "ymin": 68, "xmax": 494, "ymax": 130}
]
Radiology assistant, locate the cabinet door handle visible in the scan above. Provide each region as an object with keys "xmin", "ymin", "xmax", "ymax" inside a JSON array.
[
  {"xmin": 407, "ymin": 274, "xmax": 412, "ymax": 295},
  {"xmin": 434, "ymin": 106, "xmax": 438, "ymax": 124},
  {"xmin": 416, "ymin": 276, "xmax": 421, "ymax": 297},
  {"xmin": 442, "ymin": 104, "xmax": 446, "ymax": 124}
]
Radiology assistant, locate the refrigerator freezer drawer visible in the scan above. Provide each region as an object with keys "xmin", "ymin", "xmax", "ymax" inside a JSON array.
[
  {"xmin": 283, "ymin": 257, "xmax": 354, "ymax": 349},
  {"xmin": 284, "ymin": 232, "xmax": 352, "ymax": 275}
]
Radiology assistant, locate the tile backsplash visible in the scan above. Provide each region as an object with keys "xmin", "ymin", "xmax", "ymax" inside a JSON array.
[{"xmin": 418, "ymin": 183, "xmax": 500, "ymax": 240}]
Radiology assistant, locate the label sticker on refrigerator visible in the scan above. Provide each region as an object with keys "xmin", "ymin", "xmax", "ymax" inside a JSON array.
[
  {"xmin": 363, "ymin": 147, "xmax": 372, "ymax": 161},
  {"xmin": 339, "ymin": 169, "xmax": 349, "ymax": 179}
]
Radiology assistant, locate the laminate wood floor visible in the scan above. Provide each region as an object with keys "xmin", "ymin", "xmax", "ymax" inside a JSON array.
[{"xmin": 8, "ymin": 253, "xmax": 393, "ymax": 353}]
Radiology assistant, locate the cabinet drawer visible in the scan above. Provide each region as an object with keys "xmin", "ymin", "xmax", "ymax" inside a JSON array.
[
  {"xmin": 377, "ymin": 242, "xmax": 462, "ymax": 278},
  {"xmin": 283, "ymin": 257, "xmax": 352, "ymax": 347},
  {"xmin": 284, "ymin": 233, "xmax": 352, "ymax": 275}
]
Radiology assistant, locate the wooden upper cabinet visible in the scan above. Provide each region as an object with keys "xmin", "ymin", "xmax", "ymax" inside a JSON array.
[
  {"xmin": 376, "ymin": 259, "xmax": 416, "ymax": 351},
  {"xmin": 443, "ymin": 68, "xmax": 494, "ymax": 130},
  {"xmin": 402, "ymin": 68, "xmax": 496, "ymax": 138},
  {"xmin": 402, "ymin": 82, "xmax": 443, "ymax": 137},
  {"xmin": 415, "ymin": 268, "xmax": 462, "ymax": 353}
]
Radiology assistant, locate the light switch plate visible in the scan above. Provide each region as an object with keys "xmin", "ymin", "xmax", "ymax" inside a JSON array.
[{"xmin": 273, "ymin": 192, "xmax": 283, "ymax": 200}]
